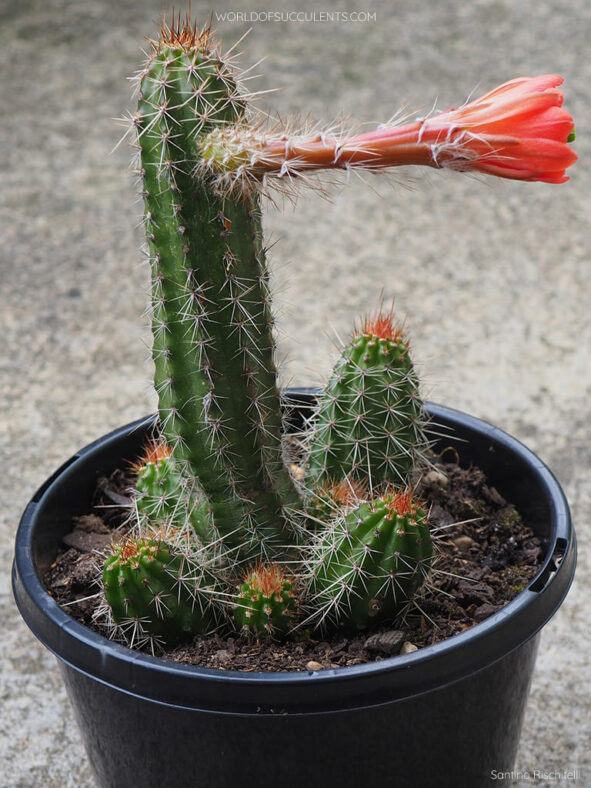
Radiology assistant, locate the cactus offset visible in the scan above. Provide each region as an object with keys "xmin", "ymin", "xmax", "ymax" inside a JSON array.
[
  {"xmin": 103, "ymin": 537, "xmax": 219, "ymax": 647},
  {"xmin": 306, "ymin": 311, "xmax": 427, "ymax": 490},
  {"xmin": 306, "ymin": 490, "xmax": 433, "ymax": 633},
  {"xmin": 135, "ymin": 452, "xmax": 185, "ymax": 524},
  {"xmin": 234, "ymin": 564, "xmax": 296, "ymax": 635},
  {"xmin": 133, "ymin": 441, "xmax": 212, "ymax": 542}
]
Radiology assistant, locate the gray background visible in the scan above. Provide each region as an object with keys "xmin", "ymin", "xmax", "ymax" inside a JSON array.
[{"xmin": 1, "ymin": 1, "xmax": 589, "ymax": 785}]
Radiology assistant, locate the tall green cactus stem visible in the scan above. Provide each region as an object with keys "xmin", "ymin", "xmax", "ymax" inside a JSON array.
[
  {"xmin": 136, "ymin": 21, "xmax": 300, "ymax": 561},
  {"xmin": 103, "ymin": 538, "xmax": 218, "ymax": 647},
  {"xmin": 234, "ymin": 564, "xmax": 296, "ymax": 636},
  {"xmin": 306, "ymin": 490, "xmax": 433, "ymax": 633},
  {"xmin": 305, "ymin": 313, "xmax": 426, "ymax": 489}
]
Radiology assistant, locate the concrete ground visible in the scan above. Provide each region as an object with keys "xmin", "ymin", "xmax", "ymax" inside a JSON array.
[{"xmin": 1, "ymin": 0, "xmax": 589, "ymax": 785}]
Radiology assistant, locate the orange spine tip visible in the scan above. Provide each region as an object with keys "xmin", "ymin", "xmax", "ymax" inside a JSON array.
[
  {"xmin": 245, "ymin": 563, "xmax": 290, "ymax": 596},
  {"xmin": 130, "ymin": 440, "xmax": 172, "ymax": 473},
  {"xmin": 385, "ymin": 489, "xmax": 420, "ymax": 517},
  {"xmin": 152, "ymin": 12, "xmax": 213, "ymax": 53},
  {"xmin": 359, "ymin": 308, "xmax": 407, "ymax": 344},
  {"xmin": 323, "ymin": 478, "xmax": 367, "ymax": 507},
  {"xmin": 119, "ymin": 540, "xmax": 141, "ymax": 561}
]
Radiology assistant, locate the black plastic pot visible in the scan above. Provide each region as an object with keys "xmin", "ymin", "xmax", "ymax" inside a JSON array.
[{"xmin": 13, "ymin": 393, "xmax": 576, "ymax": 788}]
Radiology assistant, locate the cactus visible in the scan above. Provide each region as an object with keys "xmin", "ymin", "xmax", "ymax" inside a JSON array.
[
  {"xmin": 133, "ymin": 441, "xmax": 212, "ymax": 542},
  {"xmin": 234, "ymin": 564, "xmax": 296, "ymax": 636},
  {"xmin": 305, "ymin": 311, "xmax": 427, "ymax": 490},
  {"xmin": 306, "ymin": 490, "xmax": 433, "ymax": 633},
  {"xmin": 96, "ymin": 15, "xmax": 575, "ymax": 649},
  {"xmin": 103, "ymin": 537, "xmax": 219, "ymax": 647},
  {"xmin": 136, "ymin": 20, "xmax": 301, "ymax": 562}
]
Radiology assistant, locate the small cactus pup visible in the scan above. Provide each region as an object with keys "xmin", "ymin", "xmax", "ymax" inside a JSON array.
[
  {"xmin": 306, "ymin": 490, "xmax": 433, "ymax": 634},
  {"xmin": 103, "ymin": 537, "xmax": 220, "ymax": 648},
  {"xmin": 305, "ymin": 309, "xmax": 427, "ymax": 491},
  {"xmin": 132, "ymin": 440, "xmax": 212, "ymax": 543},
  {"xmin": 135, "ymin": 18, "xmax": 301, "ymax": 562},
  {"xmin": 234, "ymin": 564, "xmax": 296, "ymax": 636},
  {"xmin": 133, "ymin": 440, "xmax": 188, "ymax": 524}
]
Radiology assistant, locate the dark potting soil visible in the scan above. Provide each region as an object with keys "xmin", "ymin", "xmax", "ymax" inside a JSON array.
[{"xmin": 44, "ymin": 460, "xmax": 543, "ymax": 672}]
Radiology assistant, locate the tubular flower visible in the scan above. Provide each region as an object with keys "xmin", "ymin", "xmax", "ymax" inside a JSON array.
[
  {"xmin": 403, "ymin": 73, "xmax": 577, "ymax": 183},
  {"xmin": 201, "ymin": 75, "xmax": 576, "ymax": 193}
]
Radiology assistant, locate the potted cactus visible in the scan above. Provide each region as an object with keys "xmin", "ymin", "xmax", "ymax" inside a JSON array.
[{"xmin": 13, "ymin": 15, "xmax": 577, "ymax": 788}]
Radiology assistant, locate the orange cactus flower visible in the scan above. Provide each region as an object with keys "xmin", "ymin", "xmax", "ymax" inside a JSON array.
[
  {"xmin": 204, "ymin": 74, "xmax": 575, "ymax": 191},
  {"xmin": 346, "ymin": 73, "xmax": 577, "ymax": 184}
]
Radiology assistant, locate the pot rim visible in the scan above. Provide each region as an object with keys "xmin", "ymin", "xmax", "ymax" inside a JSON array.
[{"xmin": 12, "ymin": 398, "xmax": 576, "ymax": 714}]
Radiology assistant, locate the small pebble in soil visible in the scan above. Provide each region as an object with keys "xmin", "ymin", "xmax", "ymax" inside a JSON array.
[
  {"xmin": 453, "ymin": 535, "xmax": 477, "ymax": 552},
  {"xmin": 306, "ymin": 661, "xmax": 324, "ymax": 672},
  {"xmin": 364, "ymin": 630, "xmax": 405, "ymax": 655},
  {"xmin": 423, "ymin": 469, "xmax": 448, "ymax": 488},
  {"xmin": 400, "ymin": 642, "xmax": 418, "ymax": 654}
]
